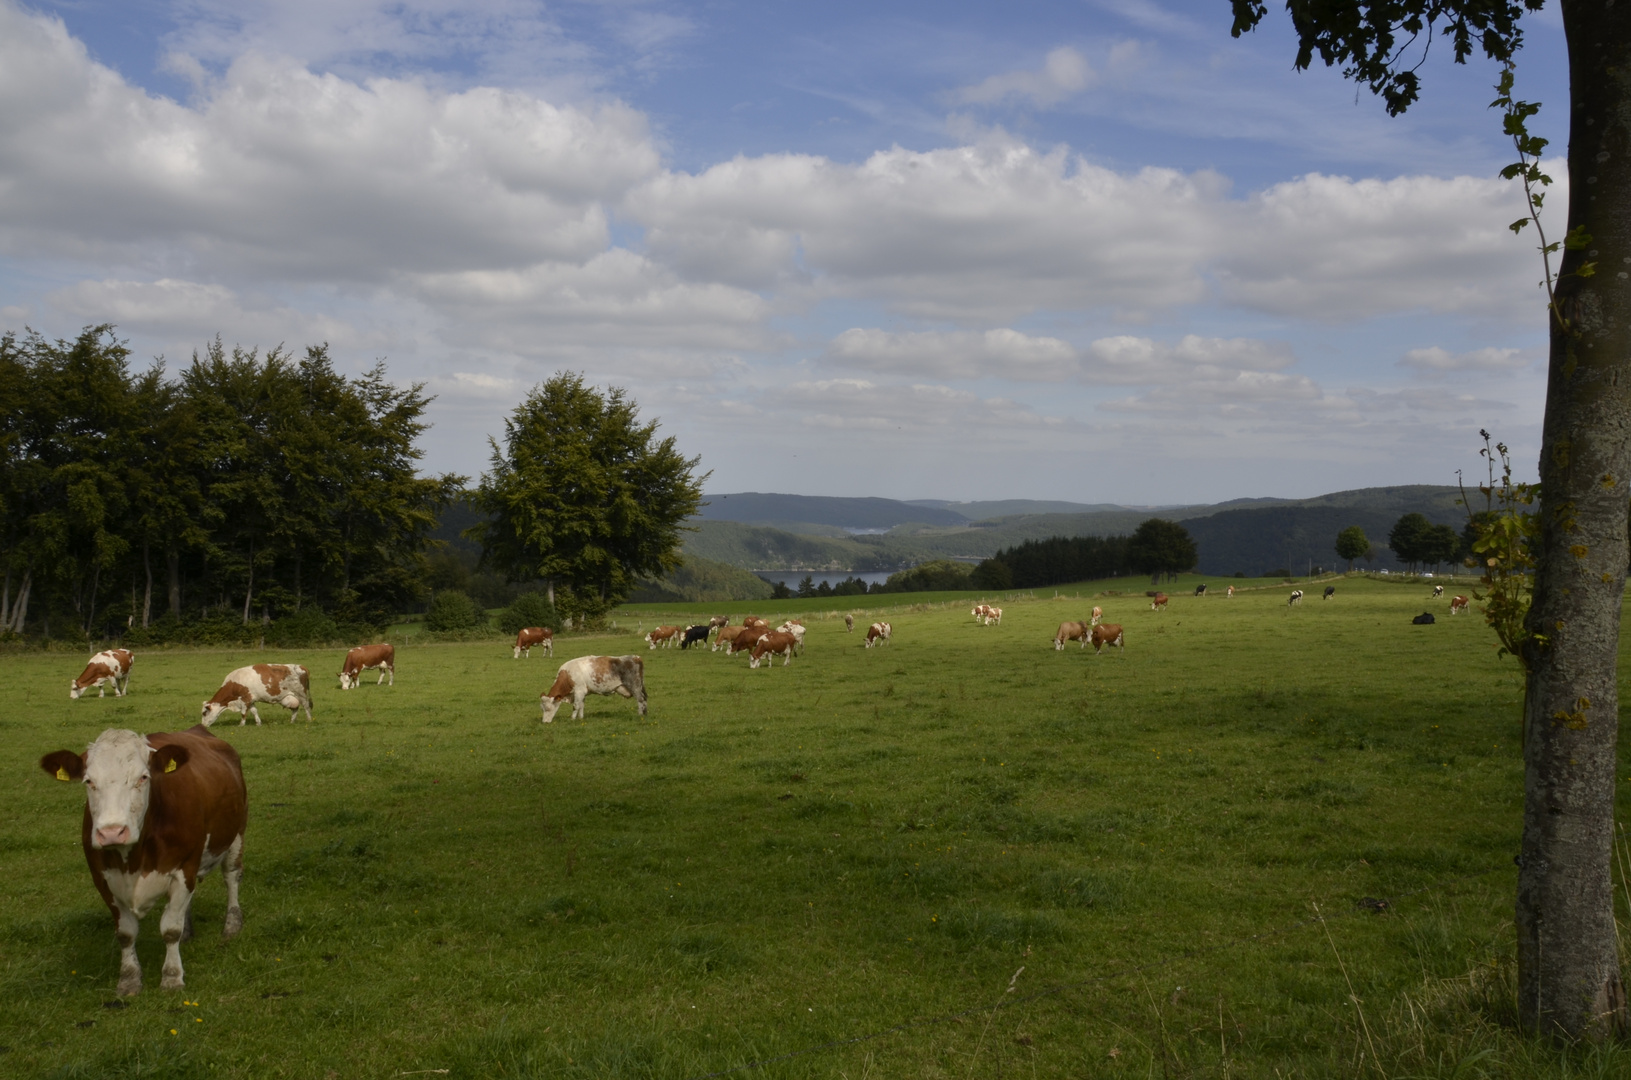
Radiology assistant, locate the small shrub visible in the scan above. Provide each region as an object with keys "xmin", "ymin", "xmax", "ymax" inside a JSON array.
[
  {"xmin": 499, "ymin": 591, "xmax": 560, "ymax": 635},
  {"xmin": 424, "ymin": 590, "xmax": 485, "ymax": 632}
]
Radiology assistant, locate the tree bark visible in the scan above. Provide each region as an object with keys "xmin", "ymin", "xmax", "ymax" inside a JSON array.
[
  {"xmin": 1516, "ymin": 0, "xmax": 1631, "ymax": 1040},
  {"xmin": 142, "ymin": 540, "xmax": 153, "ymax": 628},
  {"xmin": 166, "ymin": 544, "xmax": 181, "ymax": 618},
  {"xmin": 241, "ymin": 543, "xmax": 254, "ymax": 626}
]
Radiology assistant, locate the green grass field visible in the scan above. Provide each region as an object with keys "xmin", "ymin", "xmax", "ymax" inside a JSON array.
[{"xmin": 4, "ymin": 574, "xmax": 1630, "ymax": 1079}]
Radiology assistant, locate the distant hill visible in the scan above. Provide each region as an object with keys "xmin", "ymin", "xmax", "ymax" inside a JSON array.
[
  {"xmin": 698, "ymin": 492, "xmax": 966, "ymax": 529},
  {"xmin": 1184, "ymin": 502, "xmax": 1464, "ymax": 576},
  {"xmin": 905, "ymin": 498, "xmax": 1137, "ymax": 518}
]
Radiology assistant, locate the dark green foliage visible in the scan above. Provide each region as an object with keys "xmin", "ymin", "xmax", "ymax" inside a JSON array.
[
  {"xmin": 0, "ymin": 327, "xmax": 461, "ymax": 643},
  {"xmin": 980, "ymin": 534, "xmax": 1130, "ymax": 588},
  {"xmin": 470, "ymin": 373, "xmax": 706, "ymax": 624},
  {"xmin": 499, "ymin": 590, "xmax": 560, "ymax": 635},
  {"xmin": 767, "ymin": 578, "xmax": 793, "ymax": 599},
  {"xmin": 424, "ymin": 590, "xmax": 485, "ymax": 631},
  {"xmin": 1389, "ymin": 513, "xmax": 1460, "ymax": 571},
  {"xmin": 1127, "ymin": 518, "xmax": 1198, "ymax": 581},
  {"xmin": 879, "ymin": 559, "xmax": 972, "ymax": 592},
  {"xmin": 1335, "ymin": 524, "xmax": 1370, "ymax": 569}
]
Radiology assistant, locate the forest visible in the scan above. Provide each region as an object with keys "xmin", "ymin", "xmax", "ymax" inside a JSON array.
[{"xmin": 0, "ymin": 327, "xmax": 461, "ymax": 644}]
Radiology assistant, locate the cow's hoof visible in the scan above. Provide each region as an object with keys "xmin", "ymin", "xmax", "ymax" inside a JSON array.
[
  {"xmin": 223, "ymin": 908, "xmax": 243, "ymax": 939},
  {"xmin": 160, "ymin": 970, "xmax": 184, "ymax": 990},
  {"xmin": 116, "ymin": 972, "xmax": 142, "ymax": 997}
]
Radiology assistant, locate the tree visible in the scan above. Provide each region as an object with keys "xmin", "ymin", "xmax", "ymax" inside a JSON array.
[
  {"xmin": 1424, "ymin": 523, "xmax": 1461, "ymax": 572},
  {"xmin": 1231, "ymin": 0, "xmax": 1629, "ymax": 1038},
  {"xmin": 1389, "ymin": 513, "xmax": 1434, "ymax": 572},
  {"xmin": 470, "ymin": 373, "xmax": 707, "ymax": 623},
  {"xmin": 1334, "ymin": 525, "xmax": 1369, "ymax": 571},
  {"xmin": 1127, "ymin": 519, "xmax": 1197, "ymax": 583}
]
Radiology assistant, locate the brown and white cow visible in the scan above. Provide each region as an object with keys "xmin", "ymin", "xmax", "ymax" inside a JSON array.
[
  {"xmin": 40, "ymin": 725, "xmax": 246, "ymax": 996},
  {"xmin": 1090, "ymin": 606, "xmax": 1103, "ymax": 626},
  {"xmin": 712, "ymin": 625, "xmax": 747, "ymax": 653},
  {"xmin": 1054, "ymin": 621, "xmax": 1090, "ymax": 650},
  {"xmin": 201, "ymin": 664, "xmax": 313, "ymax": 725},
  {"xmin": 71, "ymin": 649, "xmax": 134, "ymax": 700},
  {"xmin": 708, "ymin": 615, "xmax": 729, "ymax": 630},
  {"xmin": 750, "ymin": 631, "xmax": 799, "ymax": 668},
  {"xmin": 1450, "ymin": 595, "xmax": 1470, "ymax": 615},
  {"xmin": 729, "ymin": 625, "xmax": 769, "ymax": 655},
  {"xmin": 776, "ymin": 620, "xmax": 807, "ymax": 653},
  {"xmin": 338, "ymin": 644, "xmax": 394, "ymax": 689},
  {"xmin": 514, "ymin": 627, "xmax": 554, "ymax": 659},
  {"xmin": 1151, "ymin": 593, "xmax": 1169, "ymax": 611},
  {"xmin": 845, "ymin": 613, "xmax": 855, "ymax": 632},
  {"xmin": 741, "ymin": 616, "xmax": 769, "ymax": 631},
  {"xmin": 1226, "ymin": 585, "xmax": 1235, "ymax": 598},
  {"xmin": 1090, "ymin": 623, "xmax": 1125, "ymax": 654},
  {"xmin": 972, "ymin": 604, "xmax": 992, "ymax": 623},
  {"xmin": 645, "ymin": 625, "xmax": 682, "ymax": 650},
  {"xmin": 985, "ymin": 606, "xmax": 1003, "ymax": 626},
  {"xmin": 864, "ymin": 621, "xmax": 892, "ymax": 648},
  {"xmin": 540, "ymin": 655, "xmax": 647, "ymax": 722}
]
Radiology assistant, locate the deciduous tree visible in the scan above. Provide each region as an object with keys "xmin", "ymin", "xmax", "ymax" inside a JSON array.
[
  {"xmin": 471, "ymin": 373, "xmax": 706, "ymax": 623},
  {"xmin": 1127, "ymin": 519, "xmax": 1197, "ymax": 583},
  {"xmin": 1334, "ymin": 525, "xmax": 1369, "ymax": 571},
  {"xmin": 1231, "ymin": 0, "xmax": 1629, "ymax": 1038}
]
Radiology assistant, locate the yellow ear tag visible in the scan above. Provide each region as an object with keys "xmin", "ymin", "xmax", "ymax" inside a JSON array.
[
  {"xmin": 55, "ymin": 766, "xmax": 70, "ymax": 782},
  {"xmin": 164, "ymin": 758, "xmax": 178, "ymax": 774}
]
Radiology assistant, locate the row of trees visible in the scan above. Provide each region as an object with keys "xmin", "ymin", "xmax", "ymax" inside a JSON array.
[
  {"xmin": 969, "ymin": 519, "xmax": 1199, "ymax": 591},
  {"xmin": 1333, "ymin": 516, "xmax": 1474, "ymax": 574},
  {"xmin": 0, "ymin": 327, "xmax": 461, "ymax": 641}
]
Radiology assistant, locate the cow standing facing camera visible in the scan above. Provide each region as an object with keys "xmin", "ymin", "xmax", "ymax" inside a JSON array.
[{"xmin": 39, "ymin": 726, "xmax": 247, "ymax": 996}]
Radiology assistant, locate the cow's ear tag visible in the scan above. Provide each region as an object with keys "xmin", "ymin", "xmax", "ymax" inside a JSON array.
[
  {"xmin": 55, "ymin": 766, "xmax": 70, "ymax": 782},
  {"xmin": 164, "ymin": 758, "xmax": 178, "ymax": 773}
]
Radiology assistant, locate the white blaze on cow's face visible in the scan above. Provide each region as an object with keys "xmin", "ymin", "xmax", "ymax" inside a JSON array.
[
  {"xmin": 540, "ymin": 695, "xmax": 564, "ymax": 723},
  {"xmin": 70, "ymin": 680, "xmax": 84, "ymax": 700},
  {"xmin": 83, "ymin": 730, "xmax": 156, "ymax": 850}
]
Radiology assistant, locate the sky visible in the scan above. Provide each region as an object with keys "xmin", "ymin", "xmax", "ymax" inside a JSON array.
[{"xmin": 0, "ymin": 0, "xmax": 1568, "ymax": 503}]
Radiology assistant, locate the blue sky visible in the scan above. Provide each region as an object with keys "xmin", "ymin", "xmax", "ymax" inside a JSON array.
[{"xmin": 1, "ymin": 0, "xmax": 1567, "ymax": 502}]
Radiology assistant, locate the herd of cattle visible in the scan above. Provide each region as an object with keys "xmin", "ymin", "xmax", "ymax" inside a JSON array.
[{"xmin": 40, "ymin": 579, "xmax": 1477, "ymax": 997}]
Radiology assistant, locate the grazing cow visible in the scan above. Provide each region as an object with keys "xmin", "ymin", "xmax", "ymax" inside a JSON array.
[
  {"xmin": 845, "ymin": 614, "xmax": 855, "ymax": 632},
  {"xmin": 1432, "ymin": 584, "xmax": 1445, "ymax": 598},
  {"xmin": 750, "ymin": 631, "xmax": 799, "ymax": 668},
  {"xmin": 1226, "ymin": 585, "xmax": 1235, "ymax": 598},
  {"xmin": 1194, "ymin": 584, "xmax": 1208, "ymax": 597},
  {"xmin": 39, "ymin": 726, "xmax": 246, "ymax": 996},
  {"xmin": 1413, "ymin": 612, "xmax": 1436, "ymax": 625},
  {"xmin": 986, "ymin": 606, "xmax": 1003, "ymax": 626},
  {"xmin": 71, "ymin": 649, "xmax": 134, "ymax": 700},
  {"xmin": 1288, "ymin": 590, "xmax": 1304, "ymax": 606},
  {"xmin": 679, "ymin": 624, "xmax": 711, "ymax": 649},
  {"xmin": 1090, "ymin": 623, "xmax": 1125, "ymax": 654},
  {"xmin": 514, "ymin": 627, "xmax": 554, "ymax": 659},
  {"xmin": 1090, "ymin": 606, "xmax": 1103, "ymax": 626},
  {"xmin": 729, "ymin": 626, "xmax": 769, "ymax": 655},
  {"xmin": 776, "ymin": 621, "xmax": 807, "ymax": 654},
  {"xmin": 972, "ymin": 604, "xmax": 990, "ymax": 623},
  {"xmin": 539, "ymin": 655, "xmax": 647, "ymax": 722},
  {"xmin": 201, "ymin": 665, "xmax": 312, "ymax": 726},
  {"xmin": 1151, "ymin": 593, "xmax": 1169, "ymax": 611},
  {"xmin": 1450, "ymin": 595, "xmax": 1470, "ymax": 615},
  {"xmin": 708, "ymin": 615, "xmax": 729, "ymax": 630},
  {"xmin": 713, "ymin": 625, "xmax": 746, "ymax": 653},
  {"xmin": 338, "ymin": 644, "xmax": 394, "ymax": 689},
  {"xmin": 644, "ymin": 625, "xmax": 682, "ymax": 650},
  {"xmin": 741, "ymin": 616, "xmax": 769, "ymax": 630},
  {"xmin": 1054, "ymin": 621, "xmax": 1089, "ymax": 650},
  {"xmin": 864, "ymin": 621, "xmax": 892, "ymax": 648},
  {"xmin": 1323, "ymin": 586, "xmax": 1336, "ymax": 601}
]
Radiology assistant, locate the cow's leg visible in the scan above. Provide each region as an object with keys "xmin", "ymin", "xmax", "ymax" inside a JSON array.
[
  {"xmin": 222, "ymin": 833, "xmax": 244, "ymax": 939},
  {"xmin": 158, "ymin": 871, "xmax": 192, "ymax": 990},
  {"xmin": 110, "ymin": 899, "xmax": 144, "ymax": 996},
  {"xmin": 544, "ymin": 640, "xmax": 552, "ymax": 656},
  {"xmin": 572, "ymin": 690, "xmax": 587, "ymax": 720}
]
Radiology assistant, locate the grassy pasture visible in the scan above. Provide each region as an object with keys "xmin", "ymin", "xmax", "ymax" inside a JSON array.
[{"xmin": 3, "ymin": 575, "xmax": 1630, "ymax": 1078}]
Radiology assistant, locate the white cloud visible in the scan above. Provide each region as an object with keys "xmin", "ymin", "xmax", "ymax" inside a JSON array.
[
  {"xmin": 0, "ymin": 4, "xmax": 659, "ymax": 279},
  {"xmin": 45, "ymin": 277, "xmax": 369, "ymax": 351},
  {"xmin": 1400, "ymin": 345, "xmax": 1531, "ymax": 373},
  {"xmin": 763, "ymin": 378, "xmax": 1066, "ymax": 434},
  {"xmin": 954, "ymin": 47, "xmax": 1095, "ymax": 107},
  {"xmin": 824, "ymin": 327, "xmax": 1079, "ymax": 380}
]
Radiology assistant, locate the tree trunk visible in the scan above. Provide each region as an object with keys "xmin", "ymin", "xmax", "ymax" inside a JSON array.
[
  {"xmin": 5, "ymin": 570, "xmax": 28, "ymax": 633},
  {"xmin": 1516, "ymin": 0, "xmax": 1631, "ymax": 1040},
  {"xmin": 166, "ymin": 544, "xmax": 181, "ymax": 618},
  {"xmin": 85, "ymin": 561, "xmax": 100, "ymax": 637},
  {"xmin": 242, "ymin": 544, "xmax": 255, "ymax": 626},
  {"xmin": 546, "ymin": 578, "xmax": 555, "ymax": 606},
  {"xmin": 142, "ymin": 540, "xmax": 153, "ymax": 628}
]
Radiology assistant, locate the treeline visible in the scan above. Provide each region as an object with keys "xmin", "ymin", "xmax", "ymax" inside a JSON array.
[
  {"xmin": 0, "ymin": 327, "xmax": 461, "ymax": 644},
  {"xmin": 972, "ymin": 535, "xmax": 1134, "ymax": 589}
]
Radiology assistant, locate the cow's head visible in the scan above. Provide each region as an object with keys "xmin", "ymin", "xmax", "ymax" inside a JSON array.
[
  {"xmin": 337, "ymin": 670, "xmax": 354, "ymax": 690},
  {"xmin": 540, "ymin": 693, "xmax": 565, "ymax": 724},
  {"xmin": 41, "ymin": 730, "xmax": 189, "ymax": 849},
  {"xmin": 69, "ymin": 679, "xmax": 86, "ymax": 700},
  {"xmin": 200, "ymin": 700, "xmax": 236, "ymax": 726}
]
